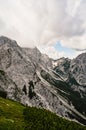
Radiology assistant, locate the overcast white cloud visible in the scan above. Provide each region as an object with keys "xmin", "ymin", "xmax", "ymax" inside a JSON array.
[
  {"xmin": 0, "ymin": 0, "xmax": 86, "ymax": 59},
  {"xmin": 38, "ymin": 44, "xmax": 66, "ymax": 59}
]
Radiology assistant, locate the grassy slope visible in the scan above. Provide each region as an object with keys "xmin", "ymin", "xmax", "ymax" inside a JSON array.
[
  {"xmin": 0, "ymin": 97, "xmax": 25, "ymax": 130},
  {"xmin": 0, "ymin": 97, "xmax": 86, "ymax": 130}
]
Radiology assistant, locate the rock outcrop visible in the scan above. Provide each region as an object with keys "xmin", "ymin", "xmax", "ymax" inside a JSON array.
[{"xmin": 0, "ymin": 36, "xmax": 86, "ymax": 125}]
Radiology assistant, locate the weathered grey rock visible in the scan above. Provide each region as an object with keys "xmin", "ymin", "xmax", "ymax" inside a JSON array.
[
  {"xmin": 70, "ymin": 53, "xmax": 86, "ymax": 86},
  {"xmin": 0, "ymin": 36, "xmax": 86, "ymax": 125}
]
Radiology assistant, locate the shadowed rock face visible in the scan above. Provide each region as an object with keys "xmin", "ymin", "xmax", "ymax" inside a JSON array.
[
  {"xmin": 22, "ymin": 85, "xmax": 27, "ymax": 95},
  {"xmin": 54, "ymin": 53, "xmax": 86, "ymax": 86},
  {"xmin": 53, "ymin": 55, "xmax": 86, "ymax": 117},
  {"xmin": 0, "ymin": 87, "xmax": 7, "ymax": 99},
  {"xmin": 28, "ymin": 80, "xmax": 36, "ymax": 99},
  {"xmin": 70, "ymin": 53, "xmax": 86, "ymax": 86},
  {"xmin": 0, "ymin": 90, "xmax": 7, "ymax": 98},
  {"xmin": 0, "ymin": 36, "xmax": 86, "ymax": 125}
]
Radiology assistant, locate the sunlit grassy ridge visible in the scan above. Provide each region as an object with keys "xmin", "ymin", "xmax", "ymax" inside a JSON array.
[{"xmin": 0, "ymin": 97, "xmax": 86, "ymax": 130}]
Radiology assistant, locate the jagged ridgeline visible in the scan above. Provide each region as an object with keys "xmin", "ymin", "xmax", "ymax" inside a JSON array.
[
  {"xmin": 0, "ymin": 97, "xmax": 86, "ymax": 130},
  {"xmin": 0, "ymin": 36, "xmax": 86, "ymax": 125}
]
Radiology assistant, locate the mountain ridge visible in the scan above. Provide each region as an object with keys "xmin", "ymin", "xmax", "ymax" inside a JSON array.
[{"xmin": 0, "ymin": 36, "xmax": 86, "ymax": 125}]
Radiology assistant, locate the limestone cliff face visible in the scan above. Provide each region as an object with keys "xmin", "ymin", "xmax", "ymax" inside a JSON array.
[
  {"xmin": 70, "ymin": 53, "xmax": 86, "ymax": 86},
  {"xmin": 0, "ymin": 36, "xmax": 86, "ymax": 125},
  {"xmin": 53, "ymin": 55, "xmax": 86, "ymax": 121}
]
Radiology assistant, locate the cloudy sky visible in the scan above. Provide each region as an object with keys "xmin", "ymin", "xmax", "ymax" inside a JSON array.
[{"xmin": 0, "ymin": 0, "xmax": 86, "ymax": 59}]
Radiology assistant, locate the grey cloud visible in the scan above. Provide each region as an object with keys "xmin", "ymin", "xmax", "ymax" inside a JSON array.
[
  {"xmin": 0, "ymin": 19, "xmax": 5, "ymax": 30},
  {"xmin": 73, "ymin": 48, "xmax": 86, "ymax": 52},
  {"xmin": 0, "ymin": 0, "xmax": 85, "ymax": 51}
]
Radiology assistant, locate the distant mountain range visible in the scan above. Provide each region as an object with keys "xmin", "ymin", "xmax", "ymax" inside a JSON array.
[{"xmin": 0, "ymin": 36, "xmax": 86, "ymax": 125}]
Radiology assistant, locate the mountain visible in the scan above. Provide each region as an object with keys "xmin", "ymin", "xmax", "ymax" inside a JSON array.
[
  {"xmin": 53, "ymin": 55, "xmax": 86, "ymax": 118},
  {"xmin": 0, "ymin": 97, "xmax": 86, "ymax": 130},
  {"xmin": 0, "ymin": 36, "xmax": 86, "ymax": 125},
  {"xmin": 70, "ymin": 53, "xmax": 86, "ymax": 86}
]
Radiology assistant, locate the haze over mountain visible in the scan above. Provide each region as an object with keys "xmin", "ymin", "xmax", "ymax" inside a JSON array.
[{"xmin": 0, "ymin": 36, "xmax": 86, "ymax": 125}]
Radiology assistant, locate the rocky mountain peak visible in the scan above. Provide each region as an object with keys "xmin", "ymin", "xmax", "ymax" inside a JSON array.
[
  {"xmin": 0, "ymin": 36, "xmax": 86, "ymax": 125},
  {"xmin": 73, "ymin": 52, "xmax": 86, "ymax": 64},
  {"xmin": 0, "ymin": 36, "xmax": 18, "ymax": 47}
]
